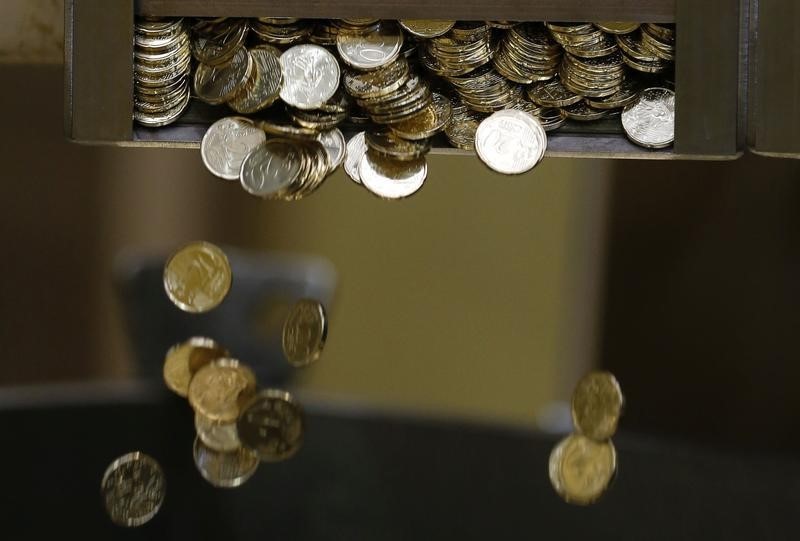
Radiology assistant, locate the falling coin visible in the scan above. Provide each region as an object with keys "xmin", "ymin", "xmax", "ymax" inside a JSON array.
[
  {"xmin": 571, "ymin": 371, "xmax": 624, "ymax": 441},
  {"xmin": 279, "ymin": 44, "xmax": 341, "ymax": 110},
  {"xmin": 282, "ymin": 299, "xmax": 328, "ymax": 367},
  {"xmin": 163, "ymin": 241, "xmax": 232, "ymax": 313},
  {"xmin": 162, "ymin": 337, "xmax": 229, "ymax": 397},
  {"xmin": 358, "ymin": 151, "xmax": 428, "ymax": 200},
  {"xmin": 193, "ymin": 437, "xmax": 259, "ymax": 488},
  {"xmin": 187, "ymin": 358, "xmax": 257, "ymax": 423},
  {"xmin": 548, "ymin": 434, "xmax": 617, "ymax": 505},
  {"xmin": 101, "ymin": 452, "xmax": 166, "ymax": 527},
  {"xmin": 237, "ymin": 389, "xmax": 305, "ymax": 462},
  {"xmin": 201, "ymin": 117, "xmax": 267, "ymax": 180},
  {"xmin": 195, "ymin": 411, "xmax": 242, "ymax": 452},
  {"xmin": 344, "ymin": 132, "xmax": 367, "ymax": 184}
]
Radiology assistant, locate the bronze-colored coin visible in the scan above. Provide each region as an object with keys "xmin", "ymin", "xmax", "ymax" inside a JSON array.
[
  {"xmin": 195, "ymin": 411, "xmax": 241, "ymax": 452},
  {"xmin": 399, "ymin": 19, "xmax": 456, "ymax": 38},
  {"xmin": 163, "ymin": 241, "xmax": 232, "ymax": 313},
  {"xmin": 282, "ymin": 298, "xmax": 327, "ymax": 367},
  {"xmin": 187, "ymin": 358, "xmax": 257, "ymax": 423},
  {"xmin": 228, "ymin": 46, "xmax": 283, "ymax": 114},
  {"xmin": 163, "ymin": 337, "xmax": 229, "ymax": 397},
  {"xmin": 549, "ymin": 434, "xmax": 617, "ymax": 505},
  {"xmin": 389, "ymin": 93, "xmax": 453, "ymax": 140},
  {"xmin": 101, "ymin": 452, "xmax": 166, "ymax": 527},
  {"xmin": 193, "ymin": 46, "xmax": 252, "ymax": 105},
  {"xmin": 594, "ymin": 22, "xmax": 640, "ymax": 34},
  {"xmin": 237, "ymin": 389, "xmax": 305, "ymax": 462},
  {"xmin": 193, "ymin": 437, "xmax": 259, "ymax": 488},
  {"xmin": 571, "ymin": 370, "xmax": 624, "ymax": 441}
]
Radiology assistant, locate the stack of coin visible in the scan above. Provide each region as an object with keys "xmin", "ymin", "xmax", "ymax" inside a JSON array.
[
  {"xmin": 616, "ymin": 29, "xmax": 672, "ymax": 73},
  {"xmin": 492, "ymin": 23, "xmax": 562, "ymax": 84},
  {"xmin": 445, "ymin": 65, "xmax": 523, "ymax": 113},
  {"xmin": 549, "ymin": 370, "xmax": 624, "ymax": 505},
  {"xmin": 251, "ymin": 17, "xmax": 312, "ymax": 45},
  {"xmin": 443, "ymin": 96, "xmax": 487, "ymax": 150},
  {"xmin": 134, "ymin": 18, "xmax": 191, "ymax": 127},
  {"xmin": 418, "ymin": 22, "xmax": 493, "ymax": 77},
  {"xmin": 191, "ymin": 19, "xmax": 255, "ymax": 106}
]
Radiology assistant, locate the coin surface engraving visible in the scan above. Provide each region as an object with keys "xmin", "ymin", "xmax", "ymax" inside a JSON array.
[
  {"xmin": 282, "ymin": 299, "xmax": 328, "ymax": 367},
  {"xmin": 163, "ymin": 241, "xmax": 232, "ymax": 313},
  {"xmin": 549, "ymin": 434, "xmax": 617, "ymax": 505},
  {"xmin": 201, "ymin": 117, "xmax": 266, "ymax": 180},
  {"xmin": 571, "ymin": 370, "xmax": 624, "ymax": 441},
  {"xmin": 193, "ymin": 437, "xmax": 259, "ymax": 488},
  {"xmin": 163, "ymin": 337, "xmax": 229, "ymax": 396},
  {"xmin": 237, "ymin": 389, "xmax": 305, "ymax": 462},
  {"xmin": 475, "ymin": 110, "xmax": 546, "ymax": 175},
  {"xmin": 101, "ymin": 452, "xmax": 165, "ymax": 527},
  {"xmin": 187, "ymin": 358, "xmax": 256, "ymax": 422},
  {"xmin": 279, "ymin": 44, "xmax": 340, "ymax": 109},
  {"xmin": 622, "ymin": 87, "xmax": 675, "ymax": 148}
]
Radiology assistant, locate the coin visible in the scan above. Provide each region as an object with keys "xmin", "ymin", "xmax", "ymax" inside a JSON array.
[
  {"xmin": 279, "ymin": 44, "xmax": 341, "ymax": 110},
  {"xmin": 549, "ymin": 434, "xmax": 617, "ymax": 505},
  {"xmin": 239, "ymin": 139, "xmax": 303, "ymax": 198},
  {"xmin": 399, "ymin": 19, "xmax": 455, "ymax": 38},
  {"xmin": 101, "ymin": 452, "xmax": 165, "ymax": 527},
  {"xmin": 527, "ymin": 78, "xmax": 582, "ymax": 108},
  {"xmin": 227, "ymin": 45, "xmax": 283, "ymax": 113},
  {"xmin": 337, "ymin": 22, "xmax": 404, "ymax": 70},
  {"xmin": 475, "ymin": 110, "xmax": 547, "ymax": 175},
  {"xmin": 163, "ymin": 337, "xmax": 229, "ymax": 397},
  {"xmin": 187, "ymin": 358, "xmax": 257, "ymax": 423},
  {"xmin": 571, "ymin": 371, "xmax": 624, "ymax": 441},
  {"xmin": 621, "ymin": 87, "xmax": 675, "ymax": 149},
  {"xmin": 163, "ymin": 241, "xmax": 232, "ymax": 313},
  {"xmin": 282, "ymin": 299, "xmax": 327, "ymax": 367},
  {"xmin": 237, "ymin": 389, "xmax": 305, "ymax": 462},
  {"xmin": 316, "ymin": 128, "xmax": 347, "ymax": 170},
  {"xmin": 344, "ymin": 131, "xmax": 367, "ymax": 184},
  {"xmin": 195, "ymin": 411, "xmax": 241, "ymax": 452},
  {"xmin": 358, "ymin": 151, "xmax": 428, "ymax": 200},
  {"xmin": 193, "ymin": 437, "xmax": 259, "ymax": 488},
  {"xmin": 389, "ymin": 92, "xmax": 453, "ymax": 140},
  {"xmin": 563, "ymin": 101, "xmax": 608, "ymax": 121},
  {"xmin": 201, "ymin": 117, "xmax": 266, "ymax": 180},
  {"xmin": 193, "ymin": 46, "xmax": 252, "ymax": 104},
  {"xmin": 594, "ymin": 22, "xmax": 640, "ymax": 34}
]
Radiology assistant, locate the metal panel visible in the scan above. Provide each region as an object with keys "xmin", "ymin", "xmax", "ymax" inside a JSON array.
[
  {"xmin": 674, "ymin": 0, "xmax": 741, "ymax": 156},
  {"xmin": 64, "ymin": 0, "xmax": 133, "ymax": 143},
  {"xmin": 749, "ymin": 0, "xmax": 800, "ymax": 158},
  {"xmin": 136, "ymin": 0, "xmax": 675, "ymax": 22}
]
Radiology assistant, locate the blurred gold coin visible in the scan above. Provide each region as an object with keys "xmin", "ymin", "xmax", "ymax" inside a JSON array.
[
  {"xmin": 101, "ymin": 452, "xmax": 166, "ymax": 527},
  {"xmin": 193, "ymin": 437, "xmax": 259, "ymax": 488},
  {"xmin": 282, "ymin": 299, "xmax": 328, "ymax": 367},
  {"xmin": 237, "ymin": 389, "xmax": 305, "ymax": 462},
  {"xmin": 399, "ymin": 19, "xmax": 456, "ymax": 38},
  {"xmin": 163, "ymin": 241, "xmax": 232, "ymax": 313},
  {"xmin": 187, "ymin": 358, "xmax": 256, "ymax": 423},
  {"xmin": 162, "ymin": 337, "xmax": 229, "ymax": 397},
  {"xmin": 548, "ymin": 434, "xmax": 616, "ymax": 505},
  {"xmin": 571, "ymin": 370, "xmax": 624, "ymax": 441},
  {"xmin": 594, "ymin": 21, "xmax": 640, "ymax": 35}
]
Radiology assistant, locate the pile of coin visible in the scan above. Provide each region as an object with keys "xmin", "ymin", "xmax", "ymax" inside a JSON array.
[
  {"xmin": 133, "ymin": 18, "xmax": 191, "ymax": 127},
  {"xmin": 549, "ymin": 370, "xmax": 624, "ymax": 505},
  {"xmin": 616, "ymin": 24, "xmax": 675, "ymax": 73}
]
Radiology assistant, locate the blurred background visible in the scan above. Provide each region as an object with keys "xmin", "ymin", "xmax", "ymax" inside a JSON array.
[{"xmin": 2, "ymin": 1, "xmax": 800, "ymax": 538}]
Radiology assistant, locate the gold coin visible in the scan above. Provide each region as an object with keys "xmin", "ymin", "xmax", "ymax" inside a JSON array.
[
  {"xmin": 548, "ymin": 434, "xmax": 616, "ymax": 505},
  {"xmin": 282, "ymin": 299, "xmax": 327, "ymax": 367},
  {"xmin": 163, "ymin": 241, "xmax": 232, "ymax": 313},
  {"xmin": 571, "ymin": 370, "xmax": 624, "ymax": 441},
  {"xmin": 227, "ymin": 45, "xmax": 283, "ymax": 114},
  {"xmin": 399, "ymin": 19, "xmax": 456, "ymax": 38},
  {"xmin": 195, "ymin": 411, "xmax": 241, "ymax": 452},
  {"xmin": 187, "ymin": 358, "xmax": 257, "ymax": 423},
  {"xmin": 163, "ymin": 337, "xmax": 229, "ymax": 397},
  {"xmin": 101, "ymin": 452, "xmax": 165, "ymax": 527},
  {"xmin": 389, "ymin": 93, "xmax": 453, "ymax": 140},
  {"xmin": 594, "ymin": 22, "xmax": 641, "ymax": 35},
  {"xmin": 193, "ymin": 437, "xmax": 259, "ymax": 488},
  {"xmin": 237, "ymin": 389, "xmax": 305, "ymax": 462}
]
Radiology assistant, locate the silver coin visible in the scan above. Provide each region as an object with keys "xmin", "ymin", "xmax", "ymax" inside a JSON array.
[
  {"xmin": 101, "ymin": 452, "xmax": 165, "ymax": 527},
  {"xmin": 195, "ymin": 411, "xmax": 241, "ymax": 452},
  {"xmin": 201, "ymin": 117, "xmax": 267, "ymax": 180},
  {"xmin": 344, "ymin": 132, "xmax": 367, "ymax": 184},
  {"xmin": 358, "ymin": 152, "xmax": 427, "ymax": 200},
  {"xmin": 192, "ymin": 437, "xmax": 259, "ymax": 488},
  {"xmin": 279, "ymin": 44, "xmax": 340, "ymax": 110},
  {"xmin": 475, "ymin": 110, "xmax": 547, "ymax": 175},
  {"xmin": 316, "ymin": 128, "xmax": 347, "ymax": 170},
  {"xmin": 240, "ymin": 140, "xmax": 302, "ymax": 198},
  {"xmin": 336, "ymin": 23, "xmax": 404, "ymax": 70},
  {"xmin": 621, "ymin": 87, "xmax": 675, "ymax": 149}
]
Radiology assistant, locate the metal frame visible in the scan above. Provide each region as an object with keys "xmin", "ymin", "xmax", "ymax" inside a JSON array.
[{"xmin": 65, "ymin": 0, "xmax": 746, "ymax": 160}]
